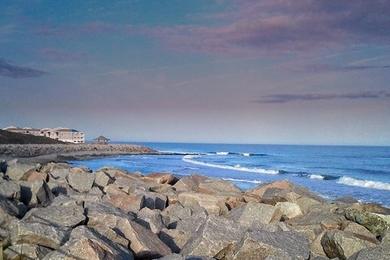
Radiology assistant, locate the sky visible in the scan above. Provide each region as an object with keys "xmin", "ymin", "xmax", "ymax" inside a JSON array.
[{"xmin": 1, "ymin": 0, "xmax": 390, "ymax": 146}]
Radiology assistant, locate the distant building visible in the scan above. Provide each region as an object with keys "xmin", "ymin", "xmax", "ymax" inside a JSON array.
[
  {"xmin": 2, "ymin": 126, "xmax": 85, "ymax": 144},
  {"xmin": 94, "ymin": 136, "xmax": 110, "ymax": 145}
]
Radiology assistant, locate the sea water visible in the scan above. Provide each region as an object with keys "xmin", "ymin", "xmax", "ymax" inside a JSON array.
[{"xmin": 70, "ymin": 143, "xmax": 390, "ymax": 206}]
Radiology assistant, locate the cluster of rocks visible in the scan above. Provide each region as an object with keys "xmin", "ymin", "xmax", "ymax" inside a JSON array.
[
  {"xmin": 0, "ymin": 160, "xmax": 389, "ymax": 259},
  {"xmin": 0, "ymin": 144, "xmax": 156, "ymax": 160}
]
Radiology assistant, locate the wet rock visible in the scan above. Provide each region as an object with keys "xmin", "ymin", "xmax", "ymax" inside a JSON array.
[
  {"xmin": 42, "ymin": 226, "xmax": 133, "ymax": 260},
  {"xmin": 321, "ymin": 230, "xmax": 376, "ymax": 259},
  {"xmin": 136, "ymin": 207, "xmax": 164, "ymax": 233},
  {"xmin": 66, "ymin": 167, "xmax": 95, "ymax": 193},
  {"xmin": 227, "ymin": 202, "xmax": 281, "ymax": 227},
  {"xmin": 275, "ymin": 201, "xmax": 303, "ymax": 220},
  {"xmin": 23, "ymin": 203, "xmax": 85, "ymax": 228},
  {"xmin": 181, "ymin": 216, "xmax": 245, "ymax": 258},
  {"xmin": 20, "ymin": 180, "xmax": 53, "ymax": 207},
  {"xmin": 143, "ymin": 172, "xmax": 178, "ymax": 185},
  {"xmin": 345, "ymin": 208, "xmax": 390, "ymax": 237},
  {"xmin": 10, "ymin": 220, "xmax": 68, "ymax": 249},
  {"xmin": 5, "ymin": 159, "xmax": 39, "ymax": 181},
  {"xmin": 117, "ymin": 218, "xmax": 171, "ymax": 258},
  {"xmin": 230, "ymin": 230, "xmax": 310, "ymax": 260}
]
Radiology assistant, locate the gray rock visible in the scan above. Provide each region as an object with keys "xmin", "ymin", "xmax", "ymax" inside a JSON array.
[
  {"xmin": 68, "ymin": 186, "xmax": 103, "ymax": 203},
  {"xmin": 10, "ymin": 220, "xmax": 68, "ymax": 249},
  {"xmin": 138, "ymin": 190, "xmax": 168, "ymax": 210},
  {"xmin": 42, "ymin": 226, "xmax": 133, "ymax": 260},
  {"xmin": 66, "ymin": 167, "xmax": 95, "ymax": 193},
  {"xmin": 345, "ymin": 208, "xmax": 390, "ymax": 238},
  {"xmin": 0, "ymin": 179, "xmax": 20, "ymax": 200},
  {"xmin": 43, "ymin": 163, "xmax": 71, "ymax": 180},
  {"xmin": 5, "ymin": 159, "xmax": 38, "ymax": 181},
  {"xmin": 343, "ymin": 222, "xmax": 378, "ymax": 243},
  {"xmin": 117, "ymin": 218, "xmax": 171, "ymax": 258},
  {"xmin": 136, "ymin": 207, "xmax": 164, "ymax": 233},
  {"xmin": 181, "ymin": 215, "xmax": 245, "ymax": 258},
  {"xmin": 321, "ymin": 230, "xmax": 376, "ymax": 260},
  {"xmin": 230, "ymin": 230, "xmax": 310, "ymax": 260},
  {"xmin": 161, "ymin": 202, "xmax": 192, "ymax": 228},
  {"xmin": 20, "ymin": 180, "xmax": 54, "ymax": 207},
  {"xmin": 227, "ymin": 202, "xmax": 281, "ymax": 227},
  {"xmin": 4, "ymin": 243, "xmax": 52, "ymax": 259},
  {"xmin": 0, "ymin": 197, "xmax": 26, "ymax": 222},
  {"xmin": 275, "ymin": 201, "xmax": 303, "ymax": 220},
  {"xmin": 178, "ymin": 192, "xmax": 229, "ymax": 215},
  {"xmin": 159, "ymin": 228, "xmax": 190, "ymax": 253},
  {"xmin": 23, "ymin": 203, "xmax": 85, "ymax": 228},
  {"xmin": 94, "ymin": 169, "xmax": 113, "ymax": 188},
  {"xmin": 85, "ymin": 201, "xmax": 135, "ymax": 229}
]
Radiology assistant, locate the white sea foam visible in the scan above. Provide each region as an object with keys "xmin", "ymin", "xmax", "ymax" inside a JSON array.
[
  {"xmin": 222, "ymin": 177, "xmax": 262, "ymax": 184},
  {"xmin": 310, "ymin": 174, "xmax": 325, "ymax": 180},
  {"xmin": 216, "ymin": 152, "xmax": 229, "ymax": 155},
  {"xmin": 242, "ymin": 153, "xmax": 251, "ymax": 157},
  {"xmin": 182, "ymin": 155, "xmax": 279, "ymax": 175},
  {"xmin": 337, "ymin": 176, "xmax": 390, "ymax": 191}
]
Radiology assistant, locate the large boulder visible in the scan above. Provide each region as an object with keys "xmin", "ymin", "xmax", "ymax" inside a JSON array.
[
  {"xmin": 181, "ymin": 216, "xmax": 245, "ymax": 258},
  {"xmin": 178, "ymin": 192, "xmax": 229, "ymax": 215},
  {"xmin": 230, "ymin": 230, "xmax": 310, "ymax": 260},
  {"xmin": 321, "ymin": 230, "xmax": 376, "ymax": 259},
  {"xmin": 137, "ymin": 190, "xmax": 168, "ymax": 210},
  {"xmin": 0, "ymin": 179, "xmax": 20, "ymax": 200},
  {"xmin": 161, "ymin": 203, "xmax": 192, "ymax": 228},
  {"xmin": 23, "ymin": 203, "xmax": 85, "ymax": 228},
  {"xmin": 103, "ymin": 190, "xmax": 144, "ymax": 213},
  {"xmin": 94, "ymin": 169, "xmax": 113, "ymax": 189},
  {"xmin": 343, "ymin": 221, "xmax": 377, "ymax": 242},
  {"xmin": 85, "ymin": 201, "xmax": 135, "ymax": 229},
  {"xmin": 42, "ymin": 226, "xmax": 133, "ymax": 260},
  {"xmin": 66, "ymin": 167, "xmax": 95, "ymax": 193},
  {"xmin": 10, "ymin": 220, "xmax": 68, "ymax": 249},
  {"xmin": 19, "ymin": 180, "xmax": 53, "ymax": 207},
  {"xmin": 136, "ymin": 207, "xmax": 164, "ymax": 233},
  {"xmin": 117, "ymin": 218, "xmax": 171, "ymax": 258},
  {"xmin": 159, "ymin": 228, "xmax": 189, "ymax": 253},
  {"xmin": 227, "ymin": 202, "xmax": 281, "ymax": 227},
  {"xmin": 4, "ymin": 243, "xmax": 52, "ymax": 259},
  {"xmin": 275, "ymin": 201, "xmax": 303, "ymax": 220},
  {"xmin": 143, "ymin": 172, "xmax": 178, "ymax": 185},
  {"xmin": 5, "ymin": 159, "xmax": 39, "ymax": 181},
  {"xmin": 345, "ymin": 208, "xmax": 390, "ymax": 237},
  {"xmin": 20, "ymin": 170, "xmax": 47, "ymax": 182},
  {"xmin": 42, "ymin": 162, "xmax": 71, "ymax": 180}
]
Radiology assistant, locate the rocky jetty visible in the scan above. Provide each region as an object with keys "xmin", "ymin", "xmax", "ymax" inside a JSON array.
[
  {"xmin": 0, "ymin": 160, "xmax": 389, "ymax": 259},
  {"xmin": 0, "ymin": 144, "xmax": 157, "ymax": 162}
]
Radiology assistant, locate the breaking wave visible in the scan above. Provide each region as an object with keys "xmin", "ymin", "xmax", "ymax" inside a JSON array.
[
  {"xmin": 182, "ymin": 155, "xmax": 279, "ymax": 175},
  {"xmin": 337, "ymin": 176, "xmax": 390, "ymax": 191}
]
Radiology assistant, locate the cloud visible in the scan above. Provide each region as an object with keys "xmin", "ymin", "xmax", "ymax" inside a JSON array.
[
  {"xmin": 254, "ymin": 90, "xmax": 390, "ymax": 104},
  {"xmin": 0, "ymin": 59, "xmax": 47, "ymax": 78},
  {"xmin": 140, "ymin": 0, "xmax": 390, "ymax": 55},
  {"xmin": 39, "ymin": 48, "xmax": 88, "ymax": 62},
  {"xmin": 300, "ymin": 64, "xmax": 390, "ymax": 73}
]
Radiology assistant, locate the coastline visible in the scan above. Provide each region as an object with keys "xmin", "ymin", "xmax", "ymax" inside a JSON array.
[
  {"xmin": 0, "ymin": 158, "xmax": 389, "ymax": 259},
  {"xmin": 0, "ymin": 144, "xmax": 158, "ymax": 163}
]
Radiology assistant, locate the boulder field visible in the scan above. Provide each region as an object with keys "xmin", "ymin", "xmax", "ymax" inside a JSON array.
[{"xmin": 0, "ymin": 160, "xmax": 389, "ymax": 259}]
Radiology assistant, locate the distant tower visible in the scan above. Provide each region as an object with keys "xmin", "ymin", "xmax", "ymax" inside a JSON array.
[{"xmin": 94, "ymin": 136, "xmax": 110, "ymax": 145}]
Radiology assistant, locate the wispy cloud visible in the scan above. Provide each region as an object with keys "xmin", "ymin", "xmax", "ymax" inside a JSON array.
[
  {"xmin": 254, "ymin": 91, "xmax": 390, "ymax": 104},
  {"xmin": 0, "ymin": 59, "xmax": 47, "ymax": 78}
]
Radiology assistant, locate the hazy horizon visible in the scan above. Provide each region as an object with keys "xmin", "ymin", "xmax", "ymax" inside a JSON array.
[{"xmin": 2, "ymin": 1, "xmax": 390, "ymax": 146}]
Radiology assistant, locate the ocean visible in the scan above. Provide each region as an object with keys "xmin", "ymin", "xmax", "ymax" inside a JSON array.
[{"xmin": 70, "ymin": 143, "xmax": 390, "ymax": 206}]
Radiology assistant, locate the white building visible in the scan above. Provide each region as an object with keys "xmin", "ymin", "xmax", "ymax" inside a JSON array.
[{"xmin": 2, "ymin": 126, "xmax": 85, "ymax": 144}]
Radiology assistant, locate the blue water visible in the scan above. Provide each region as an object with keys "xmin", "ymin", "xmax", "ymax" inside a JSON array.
[{"xmin": 70, "ymin": 143, "xmax": 390, "ymax": 206}]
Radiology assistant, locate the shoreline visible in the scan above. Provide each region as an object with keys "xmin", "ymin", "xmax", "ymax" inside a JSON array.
[{"xmin": 0, "ymin": 160, "xmax": 389, "ymax": 259}]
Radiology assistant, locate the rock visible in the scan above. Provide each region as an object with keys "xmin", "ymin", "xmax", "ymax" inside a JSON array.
[
  {"xmin": 335, "ymin": 196, "xmax": 359, "ymax": 204},
  {"xmin": 94, "ymin": 169, "xmax": 113, "ymax": 188},
  {"xmin": 343, "ymin": 222, "xmax": 377, "ymax": 242},
  {"xmin": 0, "ymin": 197, "xmax": 26, "ymax": 222},
  {"xmin": 138, "ymin": 190, "xmax": 168, "ymax": 210},
  {"xmin": 143, "ymin": 172, "xmax": 178, "ymax": 185},
  {"xmin": 117, "ymin": 218, "xmax": 171, "ymax": 258},
  {"xmin": 68, "ymin": 186, "xmax": 103, "ymax": 203},
  {"xmin": 4, "ymin": 244, "xmax": 52, "ymax": 259},
  {"xmin": 85, "ymin": 201, "xmax": 135, "ymax": 229},
  {"xmin": 173, "ymin": 175, "xmax": 208, "ymax": 192},
  {"xmin": 246, "ymin": 180, "xmax": 293, "ymax": 199},
  {"xmin": 42, "ymin": 162, "xmax": 71, "ymax": 180},
  {"xmin": 20, "ymin": 170, "xmax": 47, "ymax": 182},
  {"xmin": 66, "ymin": 167, "xmax": 95, "ymax": 192},
  {"xmin": 175, "ymin": 210, "xmax": 208, "ymax": 234},
  {"xmin": 345, "ymin": 208, "xmax": 390, "ymax": 237},
  {"xmin": 260, "ymin": 188, "xmax": 289, "ymax": 205},
  {"xmin": 310, "ymin": 232, "xmax": 327, "ymax": 257},
  {"xmin": 275, "ymin": 201, "xmax": 303, "ymax": 220},
  {"xmin": 197, "ymin": 178, "xmax": 242, "ymax": 195},
  {"xmin": 50, "ymin": 194, "xmax": 78, "ymax": 207},
  {"xmin": 161, "ymin": 203, "xmax": 192, "ymax": 228},
  {"xmin": 159, "ymin": 228, "xmax": 189, "ymax": 253},
  {"xmin": 136, "ymin": 207, "xmax": 164, "ymax": 233},
  {"xmin": 181, "ymin": 216, "xmax": 245, "ymax": 258},
  {"xmin": 0, "ymin": 179, "xmax": 20, "ymax": 199},
  {"xmin": 23, "ymin": 203, "xmax": 85, "ymax": 228},
  {"xmin": 43, "ymin": 226, "xmax": 133, "ymax": 260},
  {"xmin": 230, "ymin": 230, "xmax": 310, "ymax": 260},
  {"xmin": 10, "ymin": 220, "xmax": 68, "ymax": 249},
  {"xmin": 296, "ymin": 196, "xmax": 323, "ymax": 214},
  {"xmin": 178, "ymin": 192, "xmax": 229, "ymax": 215},
  {"xmin": 321, "ymin": 230, "xmax": 376, "ymax": 259},
  {"xmin": 227, "ymin": 202, "xmax": 281, "ymax": 227},
  {"xmin": 5, "ymin": 159, "xmax": 38, "ymax": 181},
  {"xmin": 20, "ymin": 180, "xmax": 53, "ymax": 207},
  {"xmin": 103, "ymin": 191, "xmax": 144, "ymax": 213}
]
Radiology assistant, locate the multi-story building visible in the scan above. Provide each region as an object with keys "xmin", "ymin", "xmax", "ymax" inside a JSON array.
[{"xmin": 2, "ymin": 126, "xmax": 85, "ymax": 144}]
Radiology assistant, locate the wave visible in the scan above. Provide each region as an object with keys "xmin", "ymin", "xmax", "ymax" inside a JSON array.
[
  {"xmin": 182, "ymin": 155, "xmax": 279, "ymax": 175},
  {"xmin": 310, "ymin": 174, "xmax": 325, "ymax": 180},
  {"xmin": 216, "ymin": 152, "xmax": 230, "ymax": 155},
  {"xmin": 222, "ymin": 177, "xmax": 262, "ymax": 184},
  {"xmin": 337, "ymin": 176, "xmax": 390, "ymax": 191}
]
